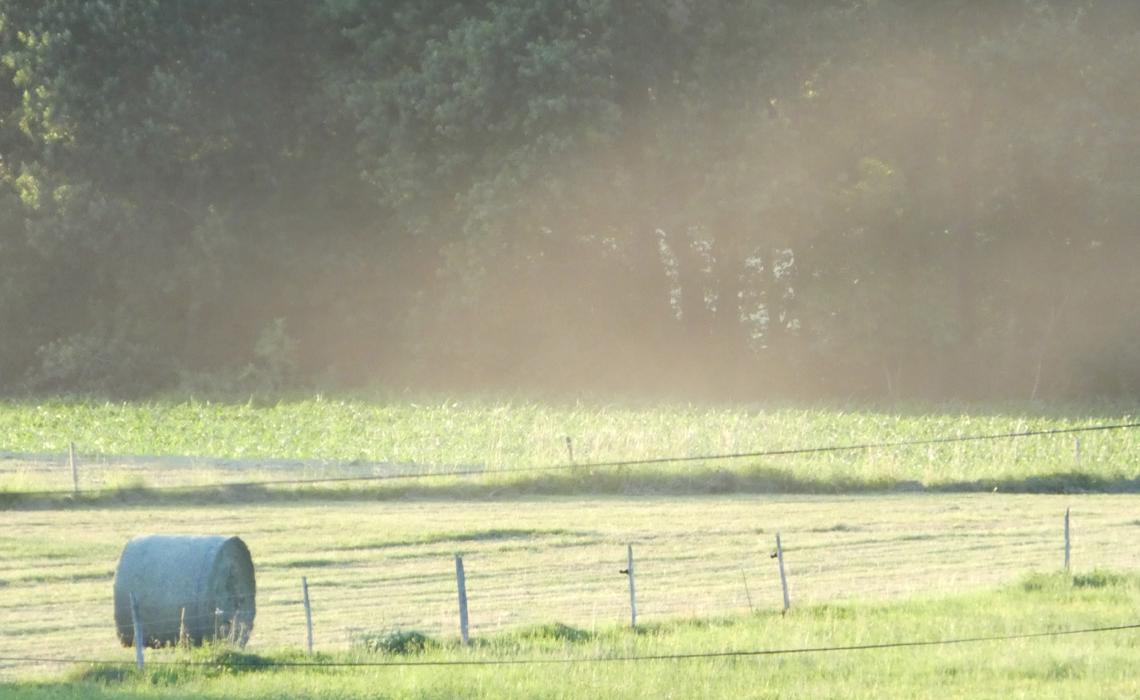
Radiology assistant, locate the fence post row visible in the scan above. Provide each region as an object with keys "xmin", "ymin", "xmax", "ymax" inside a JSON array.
[
  {"xmin": 40, "ymin": 448, "xmax": 1111, "ymax": 661},
  {"xmin": 455, "ymin": 554, "xmax": 470, "ymax": 645}
]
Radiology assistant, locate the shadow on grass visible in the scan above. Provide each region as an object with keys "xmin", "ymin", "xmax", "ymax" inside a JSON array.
[
  {"xmin": 3, "ymin": 467, "xmax": 1140, "ymax": 510},
  {"xmin": 336, "ymin": 527, "xmax": 587, "ymax": 552}
]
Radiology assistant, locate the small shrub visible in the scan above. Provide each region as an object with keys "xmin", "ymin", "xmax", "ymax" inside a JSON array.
[
  {"xmin": 68, "ymin": 664, "xmax": 131, "ymax": 684},
  {"xmin": 1021, "ymin": 569, "xmax": 1132, "ymax": 592},
  {"xmin": 358, "ymin": 629, "xmax": 437, "ymax": 655},
  {"xmin": 1072, "ymin": 570, "xmax": 1128, "ymax": 589},
  {"xmin": 511, "ymin": 622, "xmax": 593, "ymax": 644},
  {"xmin": 1020, "ymin": 572, "xmax": 1062, "ymax": 592},
  {"xmin": 204, "ymin": 648, "xmax": 275, "ymax": 673},
  {"xmin": 29, "ymin": 331, "xmax": 167, "ymax": 397}
]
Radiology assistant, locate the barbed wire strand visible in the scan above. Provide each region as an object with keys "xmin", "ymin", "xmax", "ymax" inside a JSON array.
[{"xmin": 0, "ymin": 620, "xmax": 1136, "ymax": 669}]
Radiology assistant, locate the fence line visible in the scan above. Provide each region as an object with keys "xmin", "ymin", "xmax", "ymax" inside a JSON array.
[
  {"xmin": 3, "ymin": 504, "xmax": 1113, "ymax": 669},
  {"xmin": 1, "ymin": 620, "xmax": 1137, "ymax": 671},
  {"xmin": 4, "ymin": 420, "xmax": 1140, "ymax": 499},
  {"xmin": 6, "ymin": 510, "xmax": 1130, "ymax": 684}
]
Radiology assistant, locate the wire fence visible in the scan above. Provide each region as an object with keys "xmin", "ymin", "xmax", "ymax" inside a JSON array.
[
  {"xmin": 4, "ymin": 493, "xmax": 1140, "ymax": 678},
  {"xmin": 4, "ymin": 421, "xmax": 1140, "ymax": 499},
  {"xmin": 3, "ymin": 422, "xmax": 1140, "ymax": 678},
  {"xmin": 3, "ymin": 621, "xmax": 1139, "ymax": 670}
]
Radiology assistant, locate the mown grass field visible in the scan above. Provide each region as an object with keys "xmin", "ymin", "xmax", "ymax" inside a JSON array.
[
  {"xmin": 1, "ymin": 399, "xmax": 1139, "ymax": 497},
  {"xmin": 4, "ymin": 569, "xmax": 1140, "ymax": 699},
  {"xmin": 3, "ymin": 495, "xmax": 1140, "ymax": 681},
  {"xmin": 2, "ymin": 399, "xmax": 1140, "ymax": 696}
]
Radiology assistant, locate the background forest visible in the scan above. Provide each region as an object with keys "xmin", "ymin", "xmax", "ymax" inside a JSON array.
[{"xmin": 2, "ymin": 0, "xmax": 1139, "ymax": 400}]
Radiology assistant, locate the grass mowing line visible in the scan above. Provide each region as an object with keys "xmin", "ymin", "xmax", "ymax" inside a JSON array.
[{"xmin": 6, "ymin": 468, "xmax": 1137, "ymax": 510}]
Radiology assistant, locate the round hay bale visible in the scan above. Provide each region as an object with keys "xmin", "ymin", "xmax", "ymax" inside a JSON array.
[{"xmin": 113, "ymin": 534, "xmax": 256, "ymax": 648}]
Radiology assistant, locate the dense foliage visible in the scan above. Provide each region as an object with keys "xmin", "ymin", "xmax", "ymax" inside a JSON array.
[{"xmin": 2, "ymin": 1, "xmax": 1139, "ymax": 399}]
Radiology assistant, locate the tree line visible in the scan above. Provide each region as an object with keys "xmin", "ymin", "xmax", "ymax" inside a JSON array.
[{"xmin": 2, "ymin": 0, "xmax": 1140, "ymax": 400}]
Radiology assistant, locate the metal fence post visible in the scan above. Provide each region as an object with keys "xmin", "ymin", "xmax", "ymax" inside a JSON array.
[
  {"xmin": 776, "ymin": 533, "xmax": 790, "ymax": 613},
  {"xmin": 455, "ymin": 555, "xmax": 470, "ymax": 645},
  {"xmin": 302, "ymin": 576, "xmax": 314, "ymax": 654}
]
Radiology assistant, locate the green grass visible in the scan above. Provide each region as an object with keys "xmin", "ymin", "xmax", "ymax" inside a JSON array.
[
  {"xmin": 3, "ymin": 398, "xmax": 1140, "ymax": 695},
  {"xmin": 4, "ymin": 571, "xmax": 1140, "ymax": 698},
  {"xmin": 2, "ymin": 398, "xmax": 1139, "ymax": 498},
  {"xmin": 3, "ymin": 494, "xmax": 1139, "ymax": 681}
]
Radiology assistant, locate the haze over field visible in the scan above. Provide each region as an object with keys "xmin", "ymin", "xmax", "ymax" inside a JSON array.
[{"xmin": 2, "ymin": 1, "xmax": 1139, "ymax": 401}]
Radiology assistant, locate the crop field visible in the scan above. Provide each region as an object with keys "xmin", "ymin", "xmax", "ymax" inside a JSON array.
[
  {"xmin": 2, "ymin": 399, "xmax": 1140, "ymax": 697},
  {"xmin": 2, "ymin": 400, "xmax": 1140, "ymax": 497}
]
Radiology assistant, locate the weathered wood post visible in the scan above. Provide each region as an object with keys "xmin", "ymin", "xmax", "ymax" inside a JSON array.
[
  {"xmin": 625, "ymin": 544, "xmax": 637, "ymax": 628},
  {"xmin": 455, "ymin": 555, "xmax": 470, "ymax": 645},
  {"xmin": 742, "ymin": 569, "xmax": 754, "ymax": 613},
  {"xmin": 302, "ymin": 576, "xmax": 314, "ymax": 654},
  {"xmin": 129, "ymin": 592, "xmax": 144, "ymax": 670},
  {"xmin": 1064, "ymin": 508, "xmax": 1071, "ymax": 572},
  {"xmin": 69, "ymin": 442, "xmax": 79, "ymax": 496},
  {"xmin": 776, "ymin": 533, "xmax": 790, "ymax": 613},
  {"xmin": 178, "ymin": 607, "xmax": 188, "ymax": 649}
]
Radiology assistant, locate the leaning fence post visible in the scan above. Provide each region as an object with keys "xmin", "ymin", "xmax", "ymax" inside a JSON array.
[
  {"xmin": 302, "ymin": 576, "xmax": 314, "ymax": 654},
  {"xmin": 742, "ymin": 569, "xmax": 754, "ymax": 613},
  {"xmin": 178, "ymin": 607, "xmax": 188, "ymax": 649},
  {"xmin": 624, "ymin": 544, "xmax": 637, "ymax": 628},
  {"xmin": 69, "ymin": 442, "xmax": 79, "ymax": 495},
  {"xmin": 129, "ymin": 592, "xmax": 144, "ymax": 670},
  {"xmin": 1064, "ymin": 508, "xmax": 1071, "ymax": 572},
  {"xmin": 776, "ymin": 533, "xmax": 790, "ymax": 613},
  {"xmin": 455, "ymin": 555, "xmax": 470, "ymax": 645}
]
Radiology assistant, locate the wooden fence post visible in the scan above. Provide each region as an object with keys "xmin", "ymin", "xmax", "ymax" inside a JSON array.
[
  {"xmin": 302, "ymin": 576, "xmax": 314, "ymax": 654},
  {"xmin": 129, "ymin": 592, "xmax": 144, "ymax": 670},
  {"xmin": 69, "ymin": 442, "xmax": 79, "ymax": 496},
  {"xmin": 455, "ymin": 555, "xmax": 470, "ymax": 645},
  {"xmin": 776, "ymin": 533, "xmax": 790, "ymax": 613},
  {"xmin": 625, "ymin": 544, "xmax": 637, "ymax": 628},
  {"xmin": 178, "ymin": 607, "xmax": 188, "ymax": 649},
  {"xmin": 1064, "ymin": 508, "xmax": 1071, "ymax": 572},
  {"xmin": 742, "ymin": 570, "xmax": 754, "ymax": 613}
]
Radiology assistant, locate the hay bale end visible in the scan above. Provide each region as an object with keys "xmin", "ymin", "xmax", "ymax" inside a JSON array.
[{"xmin": 113, "ymin": 534, "xmax": 256, "ymax": 647}]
